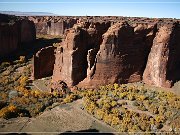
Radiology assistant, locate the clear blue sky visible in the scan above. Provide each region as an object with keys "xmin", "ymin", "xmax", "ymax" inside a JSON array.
[{"xmin": 0, "ymin": 0, "xmax": 180, "ymax": 18}]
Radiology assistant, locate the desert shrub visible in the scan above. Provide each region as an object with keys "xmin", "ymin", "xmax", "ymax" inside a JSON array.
[
  {"xmin": 130, "ymin": 125, "xmax": 141, "ymax": 132},
  {"xmin": 103, "ymin": 113, "xmax": 113, "ymax": 125},
  {"xmin": 137, "ymin": 95, "xmax": 147, "ymax": 101},
  {"xmin": 63, "ymin": 93, "xmax": 78, "ymax": 103},
  {"xmin": 119, "ymin": 92, "xmax": 127, "ymax": 99},
  {"xmin": 113, "ymin": 83, "xmax": 119, "ymax": 90},
  {"xmin": 94, "ymin": 108, "xmax": 105, "ymax": 120},
  {"xmin": 85, "ymin": 101, "xmax": 97, "ymax": 114},
  {"xmin": 0, "ymin": 105, "xmax": 19, "ymax": 119},
  {"xmin": 127, "ymin": 93, "xmax": 135, "ymax": 101},
  {"xmin": 30, "ymin": 102, "xmax": 45, "ymax": 116},
  {"xmin": 158, "ymin": 105, "xmax": 166, "ymax": 115},
  {"xmin": 110, "ymin": 100, "xmax": 117, "ymax": 107},
  {"xmin": 148, "ymin": 104, "xmax": 158, "ymax": 114},
  {"xmin": 0, "ymin": 92, "xmax": 8, "ymax": 101},
  {"xmin": 155, "ymin": 115, "xmax": 165, "ymax": 123},
  {"xmin": 102, "ymin": 102, "xmax": 111, "ymax": 110},
  {"xmin": 111, "ymin": 115, "xmax": 120, "ymax": 126},
  {"xmin": 19, "ymin": 56, "xmax": 26, "ymax": 63},
  {"xmin": 169, "ymin": 117, "xmax": 180, "ymax": 132},
  {"xmin": 111, "ymin": 108, "xmax": 119, "ymax": 116},
  {"xmin": 137, "ymin": 104, "xmax": 147, "ymax": 111},
  {"xmin": 19, "ymin": 76, "xmax": 29, "ymax": 87},
  {"xmin": 0, "ymin": 62, "xmax": 10, "ymax": 68},
  {"xmin": 14, "ymin": 56, "xmax": 26, "ymax": 64}
]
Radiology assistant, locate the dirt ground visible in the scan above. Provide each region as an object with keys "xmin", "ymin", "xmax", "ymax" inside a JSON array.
[{"xmin": 0, "ymin": 99, "xmax": 117, "ymax": 134}]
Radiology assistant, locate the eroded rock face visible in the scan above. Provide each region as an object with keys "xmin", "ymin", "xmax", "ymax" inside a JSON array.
[
  {"xmin": 79, "ymin": 22, "xmax": 157, "ymax": 87},
  {"xmin": 33, "ymin": 46, "xmax": 55, "ymax": 79},
  {"xmin": 52, "ymin": 22, "xmax": 111, "ymax": 87},
  {"xmin": 52, "ymin": 21, "xmax": 158, "ymax": 88},
  {"xmin": 143, "ymin": 23, "xmax": 180, "ymax": 87}
]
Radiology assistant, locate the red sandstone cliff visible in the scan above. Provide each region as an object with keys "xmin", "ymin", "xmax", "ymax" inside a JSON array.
[
  {"xmin": 79, "ymin": 22, "xmax": 157, "ymax": 87},
  {"xmin": 52, "ymin": 21, "xmax": 110, "ymax": 87},
  {"xmin": 143, "ymin": 23, "xmax": 180, "ymax": 87},
  {"xmin": 51, "ymin": 20, "xmax": 180, "ymax": 88}
]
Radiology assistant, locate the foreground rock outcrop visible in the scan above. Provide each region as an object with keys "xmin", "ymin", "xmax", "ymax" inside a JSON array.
[
  {"xmin": 51, "ymin": 18, "xmax": 180, "ymax": 88},
  {"xmin": 0, "ymin": 14, "xmax": 36, "ymax": 57},
  {"xmin": 33, "ymin": 46, "xmax": 55, "ymax": 79}
]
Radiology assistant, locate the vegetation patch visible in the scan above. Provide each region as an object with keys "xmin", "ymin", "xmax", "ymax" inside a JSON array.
[{"xmin": 79, "ymin": 84, "xmax": 180, "ymax": 132}]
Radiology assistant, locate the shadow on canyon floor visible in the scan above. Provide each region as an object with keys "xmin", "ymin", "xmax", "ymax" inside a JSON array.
[
  {"xmin": 4, "ymin": 133, "xmax": 30, "ymax": 135},
  {"xmin": 60, "ymin": 129, "xmax": 115, "ymax": 135},
  {"xmin": 0, "ymin": 35, "xmax": 61, "ymax": 63}
]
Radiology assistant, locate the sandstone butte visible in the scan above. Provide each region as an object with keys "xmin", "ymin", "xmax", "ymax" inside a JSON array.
[{"xmin": 1, "ymin": 14, "xmax": 180, "ymax": 89}]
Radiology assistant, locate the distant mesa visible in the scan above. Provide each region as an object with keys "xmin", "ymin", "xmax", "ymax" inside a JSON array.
[{"xmin": 0, "ymin": 11, "xmax": 59, "ymax": 16}]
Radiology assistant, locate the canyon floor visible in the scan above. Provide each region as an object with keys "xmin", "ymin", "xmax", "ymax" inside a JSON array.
[{"xmin": 0, "ymin": 35, "xmax": 180, "ymax": 134}]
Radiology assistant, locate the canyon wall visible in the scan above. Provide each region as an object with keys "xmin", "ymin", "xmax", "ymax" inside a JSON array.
[
  {"xmin": 33, "ymin": 46, "xmax": 55, "ymax": 79},
  {"xmin": 28, "ymin": 16, "xmax": 77, "ymax": 35},
  {"xmin": 20, "ymin": 20, "xmax": 36, "ymax": 43},
  {"xmin": 143, "ymin": 23, "xmax": 180, "ymax": 87},
  {"xmin": 0, "ymin": 22, "xmax": 20, "ymax": 57},
  {"xmin": 0, "ymin": 15, "xmax": 36, "ymax": 57},
  {"xmin": 52, "ymin": 19, "xmax": 180, "ymax": 88}
]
